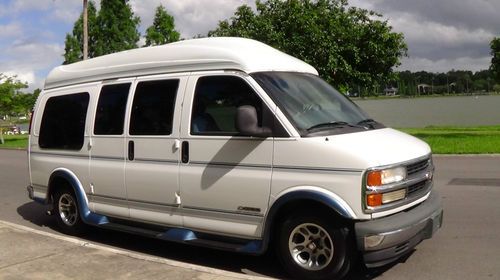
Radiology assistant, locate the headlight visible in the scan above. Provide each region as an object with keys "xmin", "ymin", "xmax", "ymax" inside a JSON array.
[{"xmin": 366, "ymin": 167, "xmax": 406, "ymax": 186}]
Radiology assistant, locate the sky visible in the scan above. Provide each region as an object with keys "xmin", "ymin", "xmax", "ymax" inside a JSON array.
[{"xmin": 0, "ymin": 0, "xmax": 498, "ymax": 91}]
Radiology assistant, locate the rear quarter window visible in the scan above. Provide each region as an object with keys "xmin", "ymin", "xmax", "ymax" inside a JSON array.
[{"xmin": 39, "ymin": 92, "xmax": 90, "ymax": 150}]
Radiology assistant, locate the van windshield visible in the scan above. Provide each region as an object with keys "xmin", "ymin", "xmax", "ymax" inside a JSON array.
[{"xmin": 252, "ymin": 72, "xmax": 383, "ymax": 136}]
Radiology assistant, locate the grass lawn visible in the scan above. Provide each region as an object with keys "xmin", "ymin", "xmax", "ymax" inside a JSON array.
[
  {"xmin": 0, "ymin": 135, "xmax": 29, "ymax": 149},
  {"xmin": 399, "ymin": 126, "xmax": 500, "ymax": 154},
  {"xmin": 1, "ymin": 126, "xmax": 499, "ymax": 154}
]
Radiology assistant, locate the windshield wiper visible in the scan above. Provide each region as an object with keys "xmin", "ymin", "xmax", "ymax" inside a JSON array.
[
  {"xmin": 357, "ymin": 118, "xmax": 377, "ymax": 129},
  {"xmin": 307, "ymin": 121, "xmax": 365, "ymax": 132}
]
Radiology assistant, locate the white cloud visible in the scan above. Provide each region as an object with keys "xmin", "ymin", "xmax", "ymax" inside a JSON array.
[
  {"xmin": 52, "ymin": 4, "xmax": 81, "ymax": 24},
  {"xmin": 398, "ymin": 56, "xmax": 492, "ymax": 73},
  {"xmin": 2, "ymin": 70, "xmax": 35, "ymax": 87},
  {"xmin": 388, "ymin": 13, "xmax": 494, "ymax": 49},
  {"xmin": 386, "ymin": 12, "xmax": 494, "ymax": 62},
  {"xmin": 349, "ymin": 0, "xmax": 495, "ymax": 71},
  {"xmin": 130, "ymin": 0, "xmax": 254, "ymax": 38},
  {"xmin": 6, "ymin": 0, "xmax": 48, "ymax": 13},
  {"xmin": 0, "ymin": 23, "xmax": 23, "ymax": 39},
  {"xmin": 0, "ymin": 0, "xmax": 82, "ymax": 24},
  {"xmin": 366, "ymin": 0, "xmax": 500, "ymax": 34},
  {"xmin": 5, "ymin": 41, "xmax": 64, "ymax": 69},
  {"xmin": 1, "ymin": 41, "xmax": 64, "ymax": 91}
]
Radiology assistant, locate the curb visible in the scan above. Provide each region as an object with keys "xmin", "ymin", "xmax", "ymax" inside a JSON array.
[
  {"xmin": 432, "ymin": 154, "xmax": 500, "ymax": 157},
  {"xmin": 0, "ymin": 220, "xmax": 271, "ymax": 280}
]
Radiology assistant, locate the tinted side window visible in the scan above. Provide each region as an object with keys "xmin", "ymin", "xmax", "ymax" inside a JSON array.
[
  {"xmin": 94, "ymin": 83, "xmax": 130, "ymax": 135},
  {"xmin": 129, "ymin": 80, "xmax": 179, "ymax": 135},
  {"xmin": 39, "ymin": 93, "xmax": 89, "ymax": 150},
  {"xmin": 191, "ymin": 76, "xmax": 274, "ymax": 136}
]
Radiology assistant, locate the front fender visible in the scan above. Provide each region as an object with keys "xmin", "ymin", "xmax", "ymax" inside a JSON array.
[{"xmin": 257, "ymin": 187, "xmax": 356, "ymax": 254}]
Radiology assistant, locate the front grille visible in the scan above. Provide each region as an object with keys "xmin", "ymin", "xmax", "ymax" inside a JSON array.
[
  {"xmin": 406, "ymin": 158, "xmax": 430, "ymax": 176},
  {"xmin": 407, "ymin": 180, "xmax": 428, "ymax": 196}
]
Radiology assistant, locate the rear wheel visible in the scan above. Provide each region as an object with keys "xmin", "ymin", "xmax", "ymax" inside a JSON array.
[
  {"xmin": 277, "ymin": 213, "xmax": 353, "ymax": 280},
  {"xmin": 54, "ymin": 188, "xmax": 86, "ymax": 235}
]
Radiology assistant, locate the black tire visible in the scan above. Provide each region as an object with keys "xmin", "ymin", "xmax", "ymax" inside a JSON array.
[
  {"xmin": 276, "ymin": 212, "xmax": 353, "ymax": 280},
  {"xmin": 53, "ymin": 188, "xmax": 86, "ymax": 235}
]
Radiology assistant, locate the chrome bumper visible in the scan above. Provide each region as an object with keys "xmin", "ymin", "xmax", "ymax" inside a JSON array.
[{"xmin": 355, "ymin": 190, "xmax": 443, "ymax": 267}]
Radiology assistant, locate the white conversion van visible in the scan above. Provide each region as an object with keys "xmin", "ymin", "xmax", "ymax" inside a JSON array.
[{"xmin": 27, "ymin": 37, "xmax": 442, "ymax": 279}]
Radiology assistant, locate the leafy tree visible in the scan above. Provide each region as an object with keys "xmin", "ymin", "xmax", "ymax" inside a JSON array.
[
  {"xmin": 494, "ymin": 84, "xmax": 500, "ymax": 93},
  {"xmin": 0, "ymin": 74, "xmax": 28, "ymax": 118},
  {"xmin": 145, "ymin": 5, "xmax": 180, "ymax": 46},
  {"xmin": 209, "ymin": 0, "xmax": 407, "ymax": 93},
  {"xmin": 64, "ymin": 1, "xmax": 98, "ymax": 64},
  {"xmin": 94, "ymin": 0, "xmax": 141, "ymax": 57},
  {"xmin": 63, "ymin": 0, "xmax": 140, "ymax": 63},
  {"xmin": 12, "ymin": 89, "xmax": 39, "ymax": 115},
  {"xmin": 490, "ymin": 37, "xmax": 500, "ymax": 82},
  {"xmin": 0, "ymin": 74, "xmax": 27, "ymax": 144}
]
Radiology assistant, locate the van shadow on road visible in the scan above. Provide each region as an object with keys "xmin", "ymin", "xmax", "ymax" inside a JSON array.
[{"xmin": 16, "ymin": 201, "xmax": 401, "ymax": 279}]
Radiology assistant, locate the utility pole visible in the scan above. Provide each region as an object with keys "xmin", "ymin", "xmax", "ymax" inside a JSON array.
[
  {"xmin": 431, "ymin": 77, "xmax": 434, "ymax": 95},
  {"xmin": 83, "ymin": 0, "xmax": 88, "ymax": 60},
  {"xmin": 446, "ymin": 74, "xmax": 449, "ymax": 94}
]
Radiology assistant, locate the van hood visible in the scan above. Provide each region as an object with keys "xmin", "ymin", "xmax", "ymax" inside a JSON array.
[
  {"xmin": 326, "ymin": 128, "xmax": 431, "ymax": 168},
  {"xmin": 274, "ymin": 128, "xmax": 431, "ymax": 170}
]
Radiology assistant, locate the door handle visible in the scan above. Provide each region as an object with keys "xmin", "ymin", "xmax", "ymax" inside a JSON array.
[
  {"xmin": 181, "ymin": 141, "xmax": 189, "ymax": 163},
  {"xmin": 128, "ymin": 140, "xmax": 134, "ymax": 161}
]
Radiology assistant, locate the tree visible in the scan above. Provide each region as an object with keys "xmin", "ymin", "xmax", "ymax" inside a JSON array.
[
  {"xmin": 64, "ymin": 1, "xmax": 98, "ymax": 64},
  {"xmin": 12, "ymin": 89, "xmax": 39, "ymax": 115},
  {"xmin": 94, "ymin": 0, "xmax": 141, "ymax": 57},
  {"xmin": 490, "ymin": 37, "xmax": 500, "ymax": 83},
  {"xmin": 63, "ymin": 0, "xmax": 141, "ymax": 63},
  {"xmin": 0, "ymin": 74, "xmax": 28, "ymax": 143},
  {"xmin": 145, "ymin": 5, "xmax": 180, "ymax": 46},
  {"xmin": 0, "ymin": 74, "xmax": 28, "ymax": 118},
  {"xmin": 209, "ymin": 0, "xmax": 407, "ymax": 93}
]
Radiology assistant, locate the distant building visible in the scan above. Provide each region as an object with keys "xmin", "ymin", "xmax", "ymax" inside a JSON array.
[
  {"xmin": 384, "ymin": 87, "xmax": 398, "ymax": 96},
  {"xmin": 417, "ymin": 84, "xmax": 431, "ymax": 94}
]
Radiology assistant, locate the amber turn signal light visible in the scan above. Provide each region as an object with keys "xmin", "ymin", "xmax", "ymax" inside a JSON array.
[
  {"xmin": 366, "ymin": 193, "xmax": 382, "ymax": 207},
  {"xmin": 367, "ymin": 171, "xmax": 382, "ymax": 186}
]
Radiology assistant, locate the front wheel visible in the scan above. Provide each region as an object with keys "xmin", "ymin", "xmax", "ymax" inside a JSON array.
[
  {"xmin": 54, "ymin": 188, "xmax": 86, "ymax": 235},
  {"xmin": 277, "ymin": 213, "xmax": 353, "ymax": 280}
]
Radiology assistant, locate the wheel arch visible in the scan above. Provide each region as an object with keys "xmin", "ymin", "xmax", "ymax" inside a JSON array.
[
  {"xmin": 259, "ymin": 188, "xmax": 356, "ymax": 254},
  {"xmin": 48, "ymin": 168, "xmax": 108, "ymax": 225}
]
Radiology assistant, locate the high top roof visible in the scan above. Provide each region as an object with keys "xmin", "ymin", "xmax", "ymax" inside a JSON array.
[{"xmin": 44, "ymin": 37, "xmax": 318, "ymax": 89}]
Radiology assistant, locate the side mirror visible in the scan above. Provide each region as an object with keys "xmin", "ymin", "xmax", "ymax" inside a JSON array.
[{"xmin": 236, "ymin": 105, "xmax": 272, "ymax": 137}]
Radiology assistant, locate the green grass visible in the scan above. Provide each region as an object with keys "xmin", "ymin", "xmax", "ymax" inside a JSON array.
[
  {"xmin": 399, "ymin": 126, "xmax": 500, "ymax": 154},
  {"xmin": 0, "ymin": 135, "xmax": 29, "ymax": 149},
  {"xmin": 2, "ymin": 125, "xmax": 498, "ymax": 154}
]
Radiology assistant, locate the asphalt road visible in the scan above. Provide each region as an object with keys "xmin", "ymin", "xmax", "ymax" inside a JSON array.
[{"xmin": 1, "ymin": 149, "xmax": 499, "ymax": 279}]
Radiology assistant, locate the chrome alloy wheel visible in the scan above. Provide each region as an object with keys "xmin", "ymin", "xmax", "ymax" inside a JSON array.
[
  {"xmin": 58, "ymin": 193, "xmax": 78, "ymax": 226},
  {"xmin": 288, "ymin": 223, "xmax": 334, "ymax": 271}
]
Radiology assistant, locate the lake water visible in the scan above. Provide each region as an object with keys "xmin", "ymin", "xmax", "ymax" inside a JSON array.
[{"xmin": 354, "ymin": 95, "xmax": 500, "ymax": 128}]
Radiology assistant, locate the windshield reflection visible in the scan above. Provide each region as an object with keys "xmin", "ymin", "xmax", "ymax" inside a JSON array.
[{"xmin": 252, "ymin": 72, "xmax": 379, "ymax": 136}]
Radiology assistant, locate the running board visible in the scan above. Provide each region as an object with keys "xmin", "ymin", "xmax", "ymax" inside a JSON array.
[{"xmin": 99, "ymin": 221, "xmax": 262, "ymax": 254}]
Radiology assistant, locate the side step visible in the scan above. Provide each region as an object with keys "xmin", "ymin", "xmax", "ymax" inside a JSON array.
[{"xmin": 99, "ymin": 220, "xmax": 262, "ymax": 254}]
